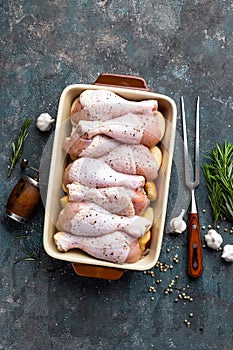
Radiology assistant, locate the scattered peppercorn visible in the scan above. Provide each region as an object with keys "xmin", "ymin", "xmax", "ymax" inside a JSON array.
[{"xmin": 184, "ymin": 319, "xmax": 191, "ymax": 327}]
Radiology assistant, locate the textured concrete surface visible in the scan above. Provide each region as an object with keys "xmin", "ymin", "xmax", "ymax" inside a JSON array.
[{"xmin": 0, "ymin": 1, "xmax": 233, "ymax": 349}]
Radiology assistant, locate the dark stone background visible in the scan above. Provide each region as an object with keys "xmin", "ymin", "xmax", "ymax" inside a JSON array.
[{"xmin": 0, "ymin": 1, "xmax": 233, "ymax": 349}]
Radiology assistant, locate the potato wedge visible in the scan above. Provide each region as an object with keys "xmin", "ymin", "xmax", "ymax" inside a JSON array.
[
  {"xmin": 71, "ymin": 97, "xmax": 79, "ymax": 114},
  {"xmin": 60, "ymin": 196, "xmax": 68, "ymax": 209},
  {"xmin": 70, "ymin": 155, "xmax": 77, "ymax": 162},
  {"xmin": 145, "ymin": 181, "xmax": 157, "ymax": 201},
  {"xmin": 149, "ymin": 145, "xmax": 162, "ymax": 166},
  {"xmin": 62, "ymin": 183, "xmax": 68, "ymax": 193},
  {"xmin": 141, "ymin": 206, "xmax": 154, "ymax": 222},
  {"xmin": 138, "ymin": 230, "xmax": 151, "ymax": 251}
]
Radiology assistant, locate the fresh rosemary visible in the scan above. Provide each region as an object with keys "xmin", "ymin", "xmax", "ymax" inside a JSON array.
[
  {"xmin": 14, "ymin": 246, "xmax": 40, "ymax": 264},
  {"xmin": 8, "ymin": 119, "xmax": 31, "ymax": 177},
  {"xmin": 202, "ymin": 142, "xmax": 233, "ymax": 225}
]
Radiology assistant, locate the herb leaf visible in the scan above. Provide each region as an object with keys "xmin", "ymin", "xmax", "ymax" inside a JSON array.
[
  {"xmin": 8, "ymin": 119, "xmax": 31, "ymax": 177},
  {"xmin": 14, "ymin": 246, "xmax": 40, "ymax": 264},
  {"xmin": 202, "ymin": 142, "xmax": 233, "ymax": 225}
]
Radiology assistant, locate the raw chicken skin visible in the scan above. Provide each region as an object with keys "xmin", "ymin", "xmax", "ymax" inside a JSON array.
[
  {"xmin": 77, "ymin": 112, "xmax": 165, "ymax": 147},
  {"xmin": 63, "ymin": 157, "xmax": 145, "ymax": 191},
  {"xmin": 63, "ymin": 136, "xmax": 160, "ymax": 180},
  {"xmin": 67, "ymin": 183, "xmax": 149, "ymax": 216},
  {"xmin": 68, "ymin": 183, "xmax": 134, "ymax": 216},
  {"xmin": 63, "ymin": 134, "xmax": 120, "ymax": 159},
  {"xmin": 71, "ymin": 89, "xmax": 158, "ymax": 124},
  {"xmin": 62, "ymin": 127, "xmax": 92, "ymax": 158},
  {"xmin": 57, "ymin": 202, "xmax": 152, "ymax": 238},
  {"xmin": 54, "ymin": 231, "xmax": 142, "ymax": 263},
  {"xmin": 99, "ymin": 144, "xmax": 160, "ymax": 181}
]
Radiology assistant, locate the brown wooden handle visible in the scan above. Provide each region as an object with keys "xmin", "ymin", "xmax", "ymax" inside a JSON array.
[
  {"xmin": 94, "ymin": 73, "xmax": 150, "ymax": 91},
  {"xmin": 187, "ymin": 213, "xmax": 203, "ymax": 278}
]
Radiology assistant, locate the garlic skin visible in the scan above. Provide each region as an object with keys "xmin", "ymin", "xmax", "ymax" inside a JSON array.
[
  {"xmin": 221, "ymin": 244, "xmax": 233, "ymax": 262},
  {"xmin": 169, "ymin": 209, "xmax": 187, "ymax": 234},
  {"xmin": 205, "ymin": 229, "xmax": 223, "ymax": 250},
  {"xmin": 36, "ymin": 113, "xmax": 55, "ymax": 131}
]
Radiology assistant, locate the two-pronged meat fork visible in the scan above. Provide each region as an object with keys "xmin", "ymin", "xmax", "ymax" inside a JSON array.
[{"xmin": 181, "ymin": 96, "xmax": 203, "ymax": 278}]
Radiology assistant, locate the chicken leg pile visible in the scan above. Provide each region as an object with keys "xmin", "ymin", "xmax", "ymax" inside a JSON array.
[{"xmin": 54, "ymin": 89, "xmax": 165, "ymax": 264}]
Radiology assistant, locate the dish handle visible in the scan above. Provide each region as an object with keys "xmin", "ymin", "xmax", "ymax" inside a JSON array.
[
  {"xmin": 72, "ymin": 72, "xmax": 150, "ymax": 279},
  {"xmin": 72, "ymin": 263, "xmax": 124, "ymax": 280},
  {"xmin": 94, "ymin": 73, "xmax": 150, "ymax": 91}
]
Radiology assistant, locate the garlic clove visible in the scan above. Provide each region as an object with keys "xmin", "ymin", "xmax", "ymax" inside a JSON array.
[
  {"xmin": 169, "ymin": 209, "xmax": 187, "ymax": 234},
  {"xmin": 205, "ymin": 229, "xmax": 223, "ymax": 250},
  {"xmin": 36, "ymin": 113, "xmax": 55, "ymax": 131},
  {"xmin": 221, "ymin": 244, "xmax": 233, "ymax": 262}
]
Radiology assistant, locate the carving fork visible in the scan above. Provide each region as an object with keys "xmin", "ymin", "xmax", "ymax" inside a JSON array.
[{"xmin": 181, "ymin": 96, "xmax": 203, "ymax": 278}]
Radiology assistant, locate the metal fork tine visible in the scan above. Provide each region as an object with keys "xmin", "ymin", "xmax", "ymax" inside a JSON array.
[
  {"xmin": 180, "ymin": 96, "xmax": 200, "ymax": 189},
  {"xmin": 195, "ymin": 96, "xmax": 200, "ymax": 187},
  {"xmin": 180, "ymin": 96, "xmax": 191, "ymax": 187}
]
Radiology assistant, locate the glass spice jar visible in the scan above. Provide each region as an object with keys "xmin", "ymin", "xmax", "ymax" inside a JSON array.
[{"xmin": 6, "ymin": 175, "xmax": 41, "ymax": 223}]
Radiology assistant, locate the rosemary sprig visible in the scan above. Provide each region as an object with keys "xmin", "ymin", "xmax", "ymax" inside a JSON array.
[
  {"xmin": 8, "ymin": 119, "xmax": 31, "ymax": 177},
  {"xmin": 202, "ymin": 142, "xmax": 233, "ymax": 225},
  {"xmin": 14, "ymin": 246, "xmax": 40, "ymax": 264}
]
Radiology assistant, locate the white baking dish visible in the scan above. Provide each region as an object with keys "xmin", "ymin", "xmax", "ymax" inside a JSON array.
[{"xmin": 43, "ymin": 74, "xmax": 177, "ymax": 278}]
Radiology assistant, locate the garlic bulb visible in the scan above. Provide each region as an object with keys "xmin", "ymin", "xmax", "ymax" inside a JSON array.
[
  {"xmin": 36, "ymin": 113, "xmax": 55, "ymax": 131},
  {"xmin": 205, "ymin": 229, "xmax": 223, "ymax": 250},
  {"xmin": 169, "ymin": 209, "xmax": 187, "ymax": 234},
  {"xmin": 221, "ymin": 244, "xmax": 233, "ymax": 262}
]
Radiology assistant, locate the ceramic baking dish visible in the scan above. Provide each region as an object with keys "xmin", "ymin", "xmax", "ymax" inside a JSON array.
[{"xmin": 43, "ymin": 74, "xmax": 177, "ymax": 279}]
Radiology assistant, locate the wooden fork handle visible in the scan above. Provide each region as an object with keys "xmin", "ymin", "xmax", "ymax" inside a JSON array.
[{"xmin": 188, "ymin": 213, "xmax": 203, "ymax": 278}]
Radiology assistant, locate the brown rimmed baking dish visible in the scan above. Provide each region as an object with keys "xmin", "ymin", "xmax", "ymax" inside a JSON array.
[{"xmin": 43, "ymin": 73, "xmax": 177, "ymax": 279}]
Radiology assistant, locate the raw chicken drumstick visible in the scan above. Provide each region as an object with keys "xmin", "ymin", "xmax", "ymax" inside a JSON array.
[
  {"xmin": 63, "ymin": 157, "xmax": 145, "ymax": 191},
  {"xmin": 57, "ymin": 202, "xmax": 153, "ymax": 238},
  {"xmin": 63, "ymin": 134, "xmax": 161, "ymax": 181},
  {"xmin": 99, "ymin": 144, "xmax": 161, "ymax": 181},
  {"xmin": 71, "ymin": 89, "xmax": 158, "ymax": 124},
  {"xmin": 54, "ymin": 231, "xmax": 142, "ymax": 263},
  {"xmin": 76, "ymin": 112, "xmax": 165, "ymax": 147},
  {"xmin": 67, "ymin": 183, "xmax": 150, "ymax": 216},
  {"xmin": 63, "ymin": 133, "xmax": 121, "ymax": 159}
]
